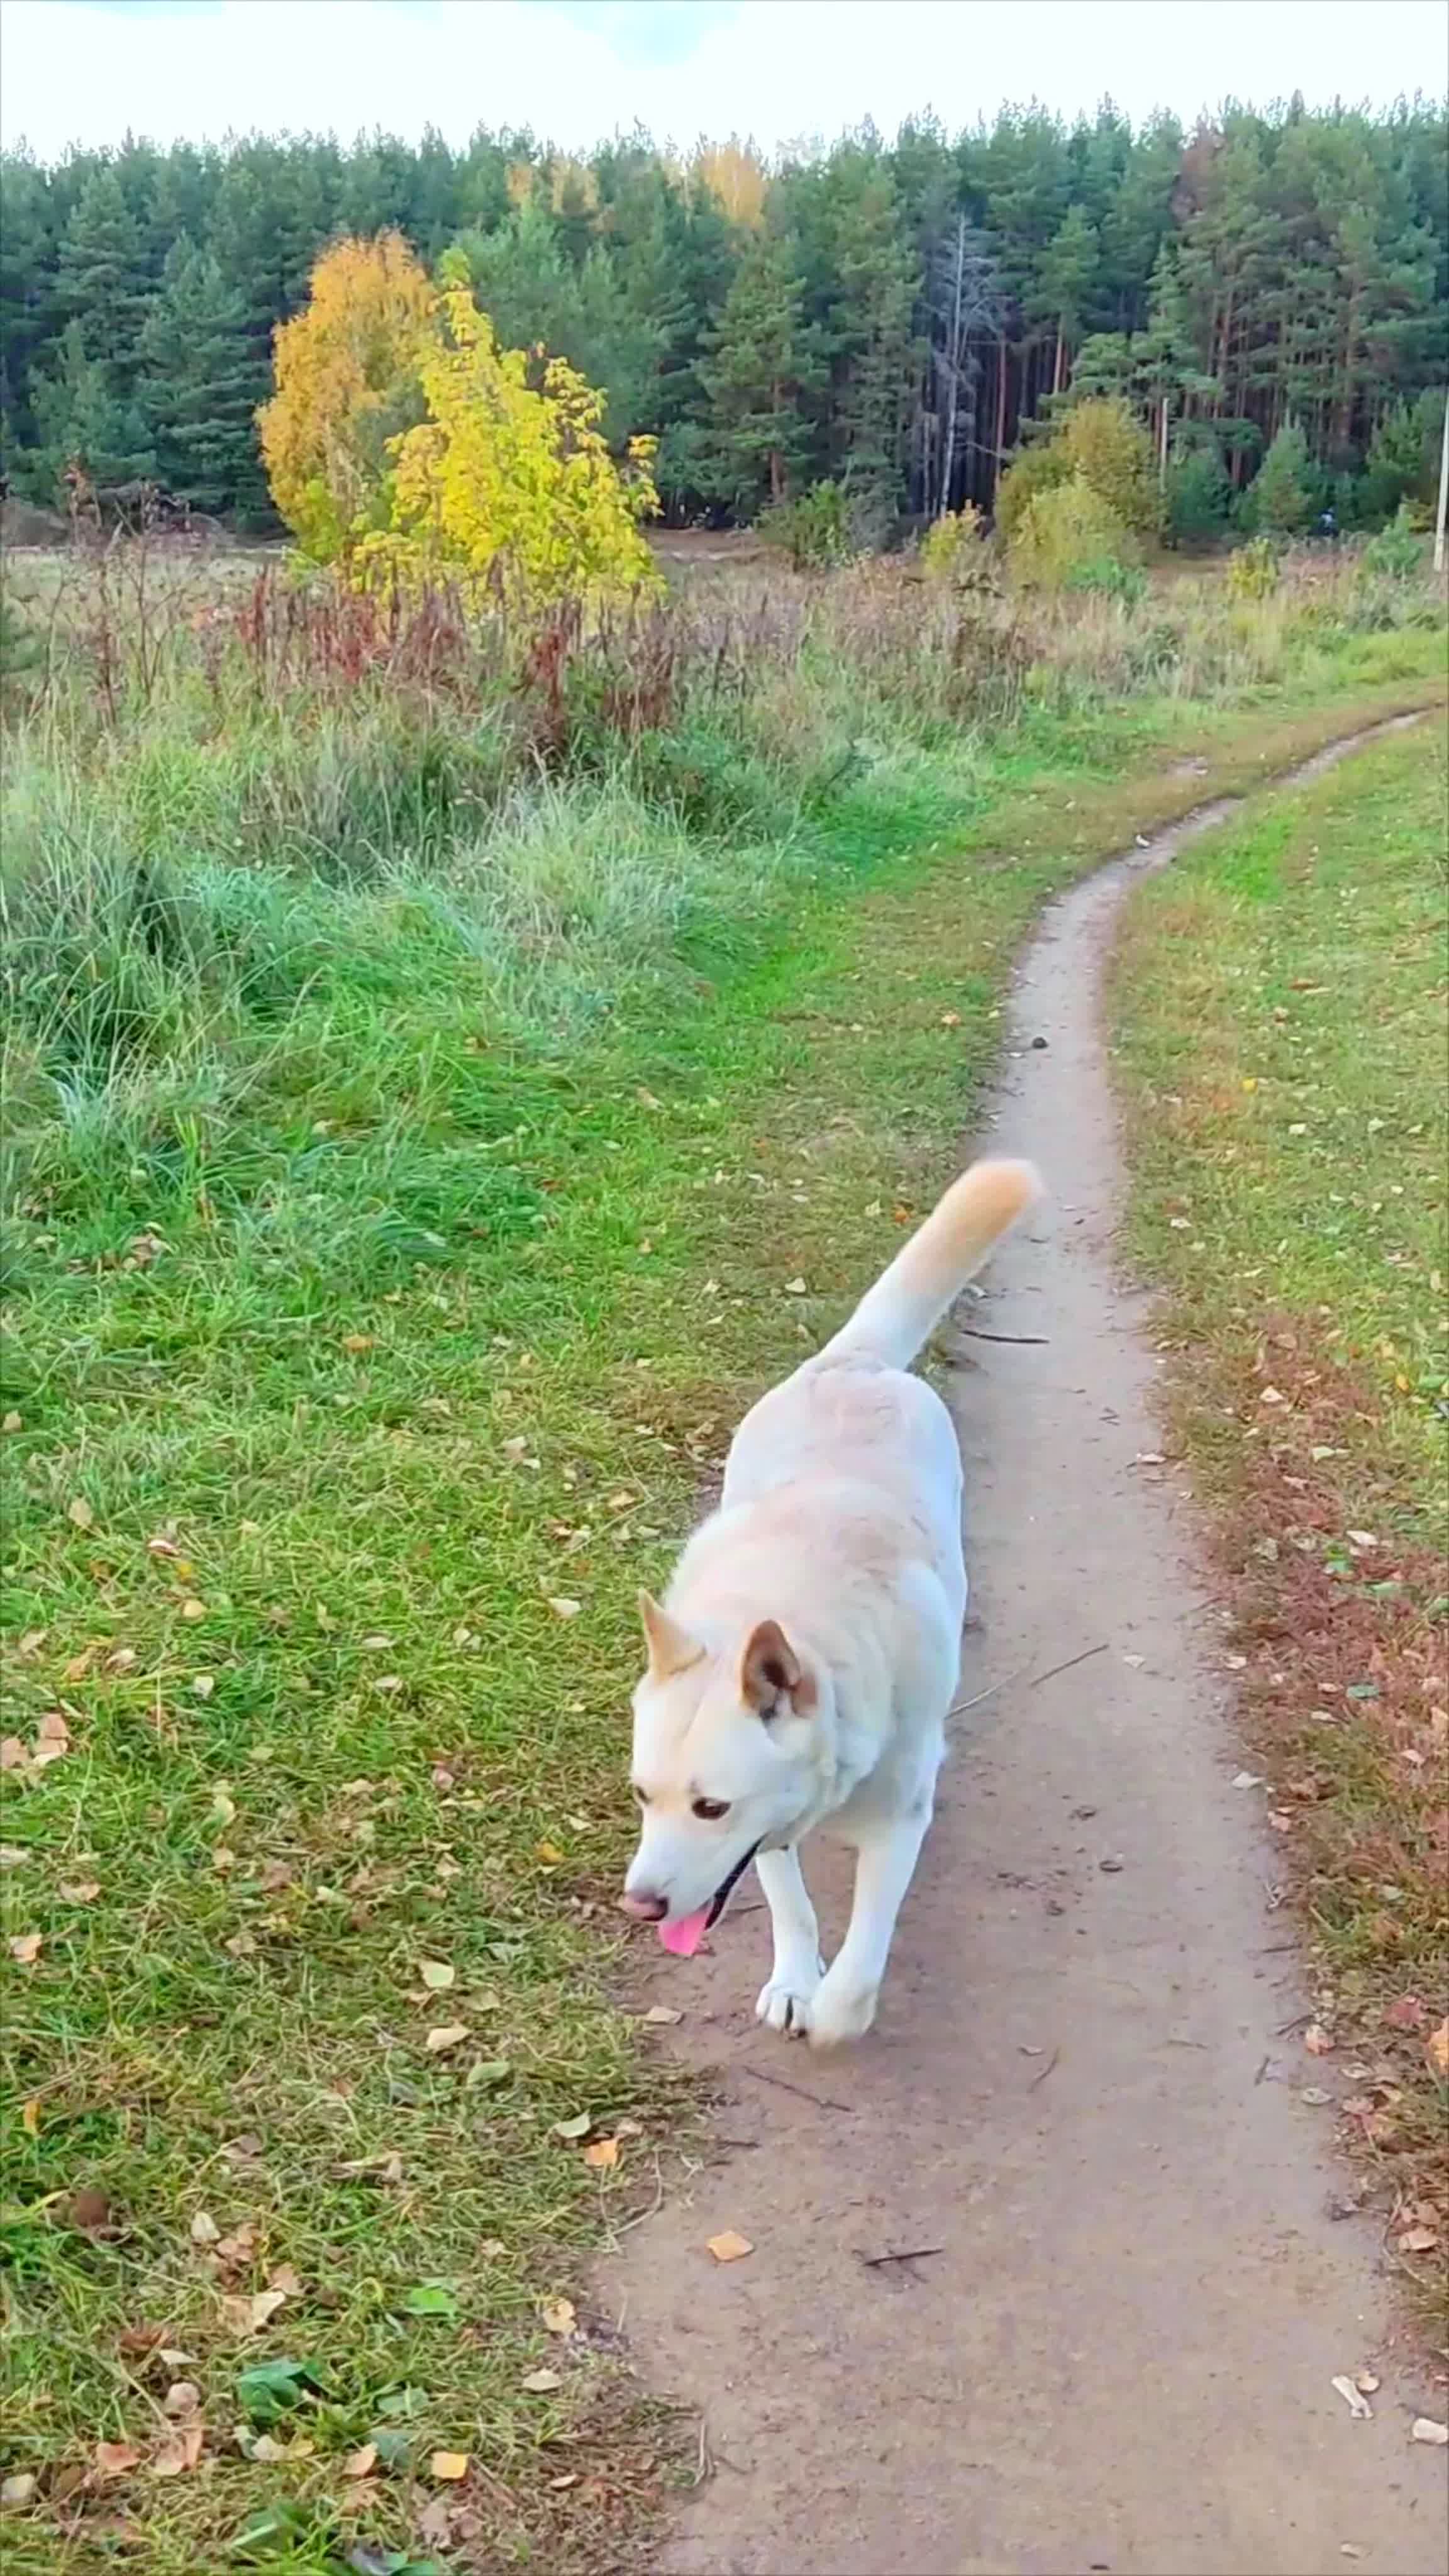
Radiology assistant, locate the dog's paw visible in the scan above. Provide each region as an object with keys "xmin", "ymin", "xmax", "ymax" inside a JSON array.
[
  {"xmin": 755, "ymin": 1960, "xmax": 823, "ymax": 2038},
  {"xmin": 806, "ymin": 1968, "xmax": 879, "ymax": 2049}
]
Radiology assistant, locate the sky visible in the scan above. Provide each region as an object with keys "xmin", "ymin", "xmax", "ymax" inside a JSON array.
[{"xmin": 1, "ymin": 0, "xmax": 1445, "ymax": 163}]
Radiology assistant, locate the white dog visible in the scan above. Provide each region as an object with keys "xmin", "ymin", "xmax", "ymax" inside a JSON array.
[{"xmin": 623, "ymin": 1158, "xmax": 1040, "ymax": 2046}]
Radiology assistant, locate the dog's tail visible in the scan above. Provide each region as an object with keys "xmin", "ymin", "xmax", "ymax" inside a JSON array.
[{"xmin": 822, "ymin": 1157, "xmax": 1041, "ymax": 1370}]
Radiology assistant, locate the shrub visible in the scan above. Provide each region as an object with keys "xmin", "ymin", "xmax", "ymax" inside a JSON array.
[
  {"xmin": 1360, "ymin": 502, "xmax": 1423, "ymax": 581},
  {"xmin": 993, "ymin": 440, "xmax": 1069, "ymax": 545},
  {"xmin": 758, "ymin": 480, "xmax": 851, "ymax": 570},
  {"xmin": 1360, "ymin": 393, "xmax": 1445, "ymax": 526},
  {"xmin": 1008, "ymin": 473, "xmax": 1138, "ymax": 594},
  {"xmin": 355, "ymin": 289, "xmax": 659, "ymax": 607},
  {"xmin": 1055, "ymin": 399, "xmax": 1161, "ymax": 538},
  {"xmin": 1225, "ymin": 536, "xmax": 1280, "ymax": 601},
  {"xmin": 919, "ymin": 503, "xmax": 989, "ymax": 586},
  {"xmin": 257, "ymin": 232, "xmax": 435, "ymax": 566}
]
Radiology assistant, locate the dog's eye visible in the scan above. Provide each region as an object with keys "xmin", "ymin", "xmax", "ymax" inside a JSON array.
[{"xmin": 691, "ymin": 1796, "xmax": 731, "ymax": 1821}]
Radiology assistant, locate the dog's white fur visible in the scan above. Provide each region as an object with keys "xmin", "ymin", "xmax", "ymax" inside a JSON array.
[{"xmin": 625, "ymin": 1158, "xmax": 1040, "ymax": 2046}]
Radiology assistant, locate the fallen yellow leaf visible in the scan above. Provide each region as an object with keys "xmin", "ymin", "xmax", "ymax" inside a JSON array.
[
  {"xmin": 706, "ymin": 2231, "xmax": 753, "ymax": 2263},
  {"xmin": 9, "ymin": 1933, "xmax": 42, "ymax": 1967},
  {"xmin": 67, "ymin": 1496, "xmax": 95, "ymax": 1531},
  {"xmin": 1427, "ymin": 2019, "xmax": 1449, "ymax": 2080},
  {"xmin": 521, "ymin": 2368, "xmax": 562, "ymax": 2394},
  {"xmin": 419, "ymin": 1960, "xmax": 455, "ymax": 1991},
  {"xmin": 583, "ymin": 2137, "xmax": 619, "ymax": 2171},
  {"xmin": 545, "ymin": 1597, "xmax": 581, "ymax": 1621},
  {"xmin": 540, "ymin": 2297, "xmax": 575, "ymax": 2334},
  {"xmin": 424, "ymin": 2023, "xmax": 469, "ymax": 2054},
  {"xmin": 59, "ymin": 1880, "xmax": 101, "ymax": 1904},
  {"xmin": 342, "ymin": 2443, "xmax": 377, "ymax": 2479},
  {"xmin": 430, "ymin": 2450, "xmax": 470, "ymax": 2481}
]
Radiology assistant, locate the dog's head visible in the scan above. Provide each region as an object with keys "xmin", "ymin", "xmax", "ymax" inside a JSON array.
[{"xmin": 623, "ymin": 1592, "xmax": 829, "ymax": 1948}]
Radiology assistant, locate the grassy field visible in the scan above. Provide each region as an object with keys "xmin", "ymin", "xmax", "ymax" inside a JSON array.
[
  {"xmin": 1, "ymin": 532, "xmax": 1445, "ymax": 2568},
  {"xmin": 1111, "ymin": 723, "xmax": 1448, "ymax": 2325}
]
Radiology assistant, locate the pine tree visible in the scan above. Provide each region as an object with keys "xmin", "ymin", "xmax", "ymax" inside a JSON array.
[
  {"xmin": 56, "ymin": 166, "xmax": 151, "ymax": 389},
  {"xmin": 1028, "ymin": 203, "xmax": 1100, "ymax": 395},
  {"xmin": 0, "ymin": 151, "xmax": 58, "ymax": 453},
  {"xmin": 1248, "ymin": 420, "xmax": 1314, "ymax": 533},
  {"xmin": 138, "ymin": 239, "xmax": 270, "ymax": 517},
  {"xmin": 460, "ymin": 197, "xmax": 660, "ymax": 446},
  {"xmin": 827, "ymin": 157, "xmax": 917, "ymax": 532},
  {"xmin": 699, "ymin": 225, "xmax": 818, "ymax": 509},
  {"xmin": 1133, "ymin": 242, "xmax": 1218, "ymax": 484},
  {"xmin": 1165, "ymin": 430, "xmax": 1231, "ymax": 545},
  {"xmin": 31, "ymin": 317, "xmax": 155, "ymax": 496}
]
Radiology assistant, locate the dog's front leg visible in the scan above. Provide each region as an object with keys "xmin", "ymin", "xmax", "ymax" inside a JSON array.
[
  {"xmin": 808, "ymin": 1806, "xmax": 931, "ymax": 2047},
  {"xmin": 754, "ymin": 1845, "xmax": 823, "ymax": 2038}
]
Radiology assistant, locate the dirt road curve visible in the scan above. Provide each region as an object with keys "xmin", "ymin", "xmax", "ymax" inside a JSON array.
[{"xmin": 608, "ymin": 716, "xmax": 1446, "ymax": 2576}]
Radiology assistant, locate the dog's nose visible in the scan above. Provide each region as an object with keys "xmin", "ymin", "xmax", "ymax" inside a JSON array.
[{"xmin": 621, "ymin": 1890, "xmax": 667, "ymax": 1921}]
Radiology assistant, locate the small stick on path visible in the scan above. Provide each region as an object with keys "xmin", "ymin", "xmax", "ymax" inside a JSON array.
[
  {"xmin": 957, "ymin": 1326, "xmax": 1051, "ymax": 1346},
  {"xmin": 740, "ymin": 2063, "xmax": 855, "ymax": 2116},
  {"xmin": 1028, "ymin": 2045, "xmax": 1062, "ymax": 2090},
  {"xmin": 951, "ymin": 1638, "xmax": 1109, "ymax": 1720},
  {"xmin": 859, "ymin": 2244, "xmax": 945, "ymax": 2269}
]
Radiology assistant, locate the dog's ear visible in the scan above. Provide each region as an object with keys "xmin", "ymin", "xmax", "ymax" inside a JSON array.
[
  {"xmin": 740, "ymin": 1619, "xmax": 816, "ymax": 1716},
  {"xmin": 638, "ymin": 1591, "xmax": 704, "ymax": 1680}
]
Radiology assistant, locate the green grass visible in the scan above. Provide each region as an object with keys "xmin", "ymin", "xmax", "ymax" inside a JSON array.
[
  {"xmin": 1, "ymin": 611, "xmax": 1445, "ymax": 2567},
  {"xmin": 1111, "ymin": 723, "xmax": 1448, "ymax": 2313}
]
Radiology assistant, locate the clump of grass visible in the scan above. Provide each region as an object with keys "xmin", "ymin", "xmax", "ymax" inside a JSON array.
[{"xmin": 1111, "ymin": 725, "xmax": 1448, "ymax": 2326}]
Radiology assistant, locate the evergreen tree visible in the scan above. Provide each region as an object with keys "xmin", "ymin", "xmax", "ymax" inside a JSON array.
[
  {"xmin": 0, "ymin": 150, "xmax": 58, "ymax": 450},
  {"xmin": 56, "ymin": 165, "xmax": 152, "ymax": 387},
  {"xmin": 827, "ymin": 156, "xmax": 917, "ymax": 531},
  {"xmin": 138, "ymin": 239, "xmax": 270, "ymax": 516},
  {"xmin": 1247, "ymin": 419, "xmax": 1314, "ymax": 532},
  {"xmin": 699, "ymin": 225, "xmax": 818, "ymax": 509},
  {"xmin": 31, "ymin": 317, "xmax": 155, "ymax": 496},
  {"xmin": 1028, "ymin": 203, "xmax": 1100, "ymax": 394},
  {"xmin": 460, "ymin": 197, "xmax": 660, "ymax": 446},
  {"xmin": 1165, "ymin": 432, "xmax": 1231, "ymax": 545},
  {"xmin": 1133, "ymin": 242, "xmax": 1218, "ymax": 482}
]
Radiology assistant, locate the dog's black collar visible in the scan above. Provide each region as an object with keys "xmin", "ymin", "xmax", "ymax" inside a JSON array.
[{"xmin": 704, "ymin": 1837, "xmax": 762, "ymax": 1929}]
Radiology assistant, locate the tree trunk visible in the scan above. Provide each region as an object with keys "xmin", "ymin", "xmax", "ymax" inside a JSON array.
[
  {"xmin": 1336, "ymin": 284, "xmax": 1360, "ymax": 450},
  {"xmin": 940, "ymin": 212, "xmax": 965, "ymax": 518},
  {"xmin": 1158, "ymin": 392, "xmax": 1170, "ymax": 489},
  {"xmin": 993, "ymin": 330, "xmax": 1008, "ymax": 505},
  {"xmin": 1052, "ymin": 330, "xmax": 1066, "ymax": 397}
]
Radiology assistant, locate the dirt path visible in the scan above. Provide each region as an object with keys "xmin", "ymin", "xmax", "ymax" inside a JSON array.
[{"xmin": 608, "ymin": 718, "xmax": 1446, "ymax": 2576}]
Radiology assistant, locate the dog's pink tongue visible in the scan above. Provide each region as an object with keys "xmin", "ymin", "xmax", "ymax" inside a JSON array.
[{"xmin": 657, "ymin": 1907, "xmax": 710, "ymax": 1957}]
